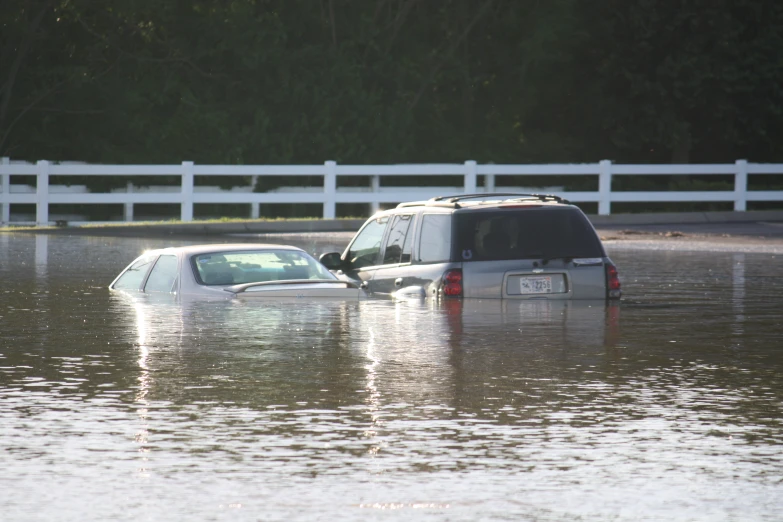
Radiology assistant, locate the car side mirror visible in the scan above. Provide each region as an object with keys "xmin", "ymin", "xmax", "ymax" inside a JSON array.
[{"xmin": 319, "ymin": 252, "xmax": 345, "ymax": 271}]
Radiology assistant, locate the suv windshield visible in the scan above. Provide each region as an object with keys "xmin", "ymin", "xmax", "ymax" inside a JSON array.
[{"xmin": 454, "ymin": 207, "xmax": 604, "ymax": 261}]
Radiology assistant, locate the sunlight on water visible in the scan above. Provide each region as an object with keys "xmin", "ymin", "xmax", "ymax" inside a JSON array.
[{"xmin": 0, "ymin": 233, "xmax": 782, "ymax": 521}]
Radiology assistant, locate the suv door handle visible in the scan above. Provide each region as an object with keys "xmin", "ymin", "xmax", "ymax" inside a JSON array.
[{"xmin": 394, "ymin": 278, "xmax": 403, "ymax": 287}]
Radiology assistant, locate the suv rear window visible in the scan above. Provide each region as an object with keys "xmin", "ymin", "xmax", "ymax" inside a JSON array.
[{"xmin": 454, "ymin": 207, "xmax": 604, "ymax": 261}]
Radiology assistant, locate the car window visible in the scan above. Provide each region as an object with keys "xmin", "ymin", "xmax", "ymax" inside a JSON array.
[
  {"xmin": 382, "ymin": 214, "xmax": 414, "ymax": 265},
  {"xmin": 347, "ymin": 216, "xmax": 389, "ymax": 269},
  {"xmin": 454, "ymin": 207, "xmax": 604, "ymax": 261},
  {"xmin": 112, "ymin": 254, "xmax": 156, "ymax": 290},
  {"xmin": 417, "ymin": 214, "xmax": 452, "ymax": 263},
  {"xmin": 192, "ymin": 250, "xmax": 335, "ymax": 285},
  {"xmin": 144, "ymin": 255, "xmax": 178, "ymax": 293}
]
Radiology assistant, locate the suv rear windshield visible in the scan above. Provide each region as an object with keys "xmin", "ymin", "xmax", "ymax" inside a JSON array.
[{"xmin": 453, "ymin": 207, "xmax": 604, "ymax": 261}]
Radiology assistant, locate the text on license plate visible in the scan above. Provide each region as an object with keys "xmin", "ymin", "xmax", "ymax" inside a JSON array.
[{"xmin": 519, "ymin": 276, "xmax": 552, "ymax": 294}]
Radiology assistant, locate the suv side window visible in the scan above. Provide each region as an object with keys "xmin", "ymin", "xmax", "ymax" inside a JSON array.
[
  {"xmin": 347, "ymin": 216, "xmax": 389, "ymax": 268},
  {"xmin": 417, "ymin": 214, "xmax": 452, "ymax": 263},
  {"xmin": 144, "ymin": 255, "xmax": 178, "ymax": 293},
  {"xmin": 382, "ymin": 214, "xmax": 414, "ymax": 265}
]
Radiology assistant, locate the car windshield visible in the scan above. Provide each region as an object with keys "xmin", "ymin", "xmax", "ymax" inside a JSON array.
[
  {"xmin": 191, "ymin": 250, "xmax": 336, "ymax": 285},
  {"xmin": 454, "ymin": 207, "xmax": 605, "ymax": 261}
]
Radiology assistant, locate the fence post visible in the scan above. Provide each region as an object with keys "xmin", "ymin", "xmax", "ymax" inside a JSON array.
[
  {"xmin": 36, "ymin": 160, "xmax": 50, "ymax": 225},
  {"xmin": 734, "ymin": 159, "xmax": 748, "ymax": 211},
  {"xmin": 464, "ymin": 160, "xmax": 477, "ymax": 193},
  {"xmin": 370, "ymin": 174, "xmax": 380, "ymax": 214},
  {"xmin": 181, "ymin": 161, "xmax": 194, "ymax": 221},
  {"xmin": 598, "ymin": 160, "xmax": 612, "ymax": 215},
  {"xmin": 1, "ymin": 157, "xmax": 9, "ymax": 225},
  {"xmin": 484, "ymin": 172, "xmax": 495, "ymax": 192},
  {"xmin": 125, "ymin": 182, "xmax": 134, "ymax": 222},
  {"xmin": 324, "ymin": 160, "xmax": 336, "ymax": 219},
  {"xmin": 250, "ymin": 175, "xmax": 260, "ymax": 219}
]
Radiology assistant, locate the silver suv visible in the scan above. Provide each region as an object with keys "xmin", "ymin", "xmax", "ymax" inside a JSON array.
[{"xmin": 319, "ymin": 194, "xmax": 621, "ymax": 300}]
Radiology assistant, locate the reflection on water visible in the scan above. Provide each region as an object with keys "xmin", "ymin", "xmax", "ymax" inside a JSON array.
[
  {"xmin": 0, "ymin": 233, "xmax": 782, "ymax": 521},
  {"xmin": 35, "ymin": 234, "xmax": 47, "ymax": 279},
  {"xmin": 733, "ymin": 253, "xmax": 745, "ymax": 331}
]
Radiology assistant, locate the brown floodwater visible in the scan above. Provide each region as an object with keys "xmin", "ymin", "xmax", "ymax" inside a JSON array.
[{"xmin": 0, "ymin": 232, "xmax": 782, "ymax": 521}]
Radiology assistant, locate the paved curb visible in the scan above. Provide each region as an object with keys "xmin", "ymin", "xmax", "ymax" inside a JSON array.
[
  {"xmin": 3, "ymin": 211, "xmax": 783, "ymax": 237},
  {"xmin": 4, "ymin": 219, "xmax": 366, "ymax": 237},
  {"xmin": 132, "ymin": 219, "xmax": 367, "ymax": 235},
  {"xmin": 588, "ymin": 210, "xmax": 783, "ymax": 226}
]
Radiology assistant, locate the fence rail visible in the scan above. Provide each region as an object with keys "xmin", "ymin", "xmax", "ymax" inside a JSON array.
[{"xmin": 1, "ymin": 157, "xmax": 781, "ymax": 225}]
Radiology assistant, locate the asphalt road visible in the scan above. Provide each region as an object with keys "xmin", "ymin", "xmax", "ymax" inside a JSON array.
[
  {"xmin": 592, "ymin": 220, "xmax": 783, "ymax": 254},
  {"xmin": 596, "ymin": 220, "xmax": 783, "ymax": 239},
  {"xmin": 5, "ymin": 212, "xmax": 783, "ymax": 251}
]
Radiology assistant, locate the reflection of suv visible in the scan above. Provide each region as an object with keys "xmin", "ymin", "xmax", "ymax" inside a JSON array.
[{"xmin": 319, "ymin": 194, "xmax": 621, "ymax": 300}]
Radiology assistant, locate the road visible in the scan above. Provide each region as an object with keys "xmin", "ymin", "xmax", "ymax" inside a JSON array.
[
  {"xmin": 596, "ymin": 220, "xmax": 783, "ymax": 239},
  {"xmin": 4, "ymin": 211, "xmax": 783, "ymax": 253},
  {"xmin": 594, "ymin": 220, "xmax": 783, "ymax": 254}
]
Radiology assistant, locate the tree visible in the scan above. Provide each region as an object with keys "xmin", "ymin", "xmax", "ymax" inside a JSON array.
[
  {"xmin": 3, "ymin": 0, "xmax": 782, "ymax": 167},
  {"xmin": 579, "ymin": 0, "xmax": 783, "ymax": 163}
]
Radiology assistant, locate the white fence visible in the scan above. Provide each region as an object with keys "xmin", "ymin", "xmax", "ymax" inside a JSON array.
[{"xmin": 1, "ymin": 157, "xmax": 782, "ymax": 225}]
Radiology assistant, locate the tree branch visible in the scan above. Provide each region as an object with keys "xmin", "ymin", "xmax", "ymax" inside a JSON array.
[
  {"xmin": 408, "ymin": 0, "xmax": 494, "ymax": 112},
  {"xmin": 361, "ymin": 0, "xmax": 392, "ymax": 64},
  {"xmin": 384, "ymin": 0, "xmax": 420, "ymax": 54},
  {"xmin": 19, "ymin": 107, "xmax": 106, "ymax": 115},
  {"xmin": 329, "ymin": 0, "xmax": 337, "ymax": 49},
  {"xmin": 0, "ymin": 0, "xmax": 54, "ymax": 133},
  {"xmin": 0, "ymin": 59, "xmax": 117, "ymax": 154},
  {"xmin": 76, "ymin": 15, "xmax": 216, "ymax": 79},
  {"xmin": 0, "ymin": 79, "xmax": 64, "ymax": 153}
]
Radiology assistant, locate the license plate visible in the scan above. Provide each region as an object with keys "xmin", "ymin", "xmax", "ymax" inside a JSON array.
[{"xmin": 519, "ymin": 276, "xmax": 552, "ymax": 294}]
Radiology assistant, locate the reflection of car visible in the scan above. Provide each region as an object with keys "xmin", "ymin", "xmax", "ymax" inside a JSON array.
[
  {"xmin": 319, "ymin": 193, "xmax": 621, "ymax": 300},
  {"xmin": 110, "ymin": 244, "xmax": 366, "ymax": 299},
  {"xmin": 113, "ymin": 289, "xmax": 618, "ymax": 407},
  {"xmin": 440, "ymin": 298, "xmax": 620, "ymax": 348}
]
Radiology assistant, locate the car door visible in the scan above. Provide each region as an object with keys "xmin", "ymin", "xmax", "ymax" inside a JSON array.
[
  {"xmin": 338, "ymin": 215, "xmax": 391, "ymax": 290},
  {"xmin": 406, "ymin": 212, "xmax": 454, "ymax": 296},
  {"xmin": 370, "ymin": 213, "xmax": 415, "ymax": 294}
]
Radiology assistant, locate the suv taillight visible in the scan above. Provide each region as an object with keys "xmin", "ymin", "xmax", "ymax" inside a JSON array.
[
  {"xmin": 442, "ymin": 269, "xmax": 463, "ymax": 297},
  {"xmin": 606, "ymin": 263, "xmax": 621, "ymax": 299}
]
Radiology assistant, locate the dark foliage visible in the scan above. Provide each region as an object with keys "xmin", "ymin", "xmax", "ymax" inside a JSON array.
[{"xmin": 3, "ymin": 0, "xmax": 782, "ymax": 166}]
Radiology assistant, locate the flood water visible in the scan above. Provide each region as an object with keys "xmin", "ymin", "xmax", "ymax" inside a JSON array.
[{"xmin": 1, "ymin": 232, "xmax": 782, "ymax": 521}]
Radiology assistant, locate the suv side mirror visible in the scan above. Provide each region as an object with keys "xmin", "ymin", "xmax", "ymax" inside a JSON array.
[{"xmin": 319, "ymin": 252, "xmax": 345, "ymax": 271}]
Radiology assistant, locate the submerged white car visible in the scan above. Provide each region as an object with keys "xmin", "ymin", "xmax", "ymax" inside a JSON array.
[{"xmin": 110, "ymin": 244, "xmax": 366, "ymax": 299}]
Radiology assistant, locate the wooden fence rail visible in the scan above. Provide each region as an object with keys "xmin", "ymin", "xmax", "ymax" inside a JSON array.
[{"xmin": 1, "ymin": 158, "xmax": 781, "ymax": 225}]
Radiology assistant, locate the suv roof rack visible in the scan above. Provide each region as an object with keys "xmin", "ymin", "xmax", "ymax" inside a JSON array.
[{"xmin": 396, "ymin": 193, "xmax": 570, "ymax": 209}]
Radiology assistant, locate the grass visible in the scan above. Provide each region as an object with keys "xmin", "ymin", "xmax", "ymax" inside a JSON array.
[{"xmin": 0, "ymin": 216, "xmax": 367, "ymax": 232}]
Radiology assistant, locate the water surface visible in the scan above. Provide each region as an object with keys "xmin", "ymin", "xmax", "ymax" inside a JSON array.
[{"xmin": 1, "ymin": 233, "xmax": 782, "ymax": 521}]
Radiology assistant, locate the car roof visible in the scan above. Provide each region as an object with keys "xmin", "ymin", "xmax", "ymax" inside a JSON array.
[
  {"xmin": 395, "ymin": 193, "xmax": 571, "ymax": 210},
  {"xmin": 145, "ymin": 243, "xmax": 306, "ymax": 257}
]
